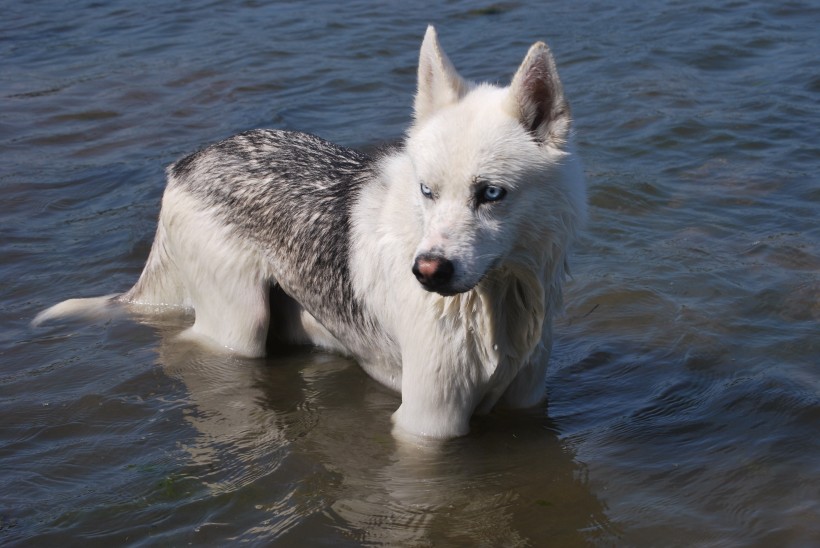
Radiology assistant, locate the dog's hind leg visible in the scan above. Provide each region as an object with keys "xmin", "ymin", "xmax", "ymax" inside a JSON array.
[
  {"xmin": 128, "ymin": 188, "xmax": 272, "ymax": 357},
  {"xmin": 181, "ymin": 272, "xmax": 270, "ymax": 358}
]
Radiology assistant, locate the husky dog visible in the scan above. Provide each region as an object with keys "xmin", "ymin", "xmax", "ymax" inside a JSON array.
[{"xmin": 35, "ymin": 26, "xmax": 586, "ymax": 438}]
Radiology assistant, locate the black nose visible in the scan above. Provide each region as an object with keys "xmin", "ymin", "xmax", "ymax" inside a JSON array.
[{"xmin": 412, "ymin": 254, "xmax": 455, "ymax": 291}]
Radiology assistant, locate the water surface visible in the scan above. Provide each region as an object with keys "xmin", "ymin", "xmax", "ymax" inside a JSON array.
[{"xmin": 2, "ymin": 0, "xmax": 819, "ymax": 545}]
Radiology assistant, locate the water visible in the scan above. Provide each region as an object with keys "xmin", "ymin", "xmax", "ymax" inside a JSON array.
[{"xmin": 2, "ymin": 0, "xmax": 818, "ymax": 545}]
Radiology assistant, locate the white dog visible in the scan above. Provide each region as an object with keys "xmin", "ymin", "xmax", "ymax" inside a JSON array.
[{"xmin": 35, "ymin": 26, "xmax": 587, "ymax": 439}]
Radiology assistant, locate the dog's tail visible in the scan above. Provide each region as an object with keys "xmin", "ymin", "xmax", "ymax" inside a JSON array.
[{"xmin": 32, "ymin": 294, "xmax": 123, "ymax": 327}]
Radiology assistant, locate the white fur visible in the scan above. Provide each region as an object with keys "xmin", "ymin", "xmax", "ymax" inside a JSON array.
[
  {"xmin": 34, "ymin": 26, "xmax": 586, "ymax": 440},
  {"xmin": 354, "ymin": 27, "xmax": 586, "ymax": 437},
  {"xmin": 32, "ymin": 294, "xmax": 122, "ymax": 326}
]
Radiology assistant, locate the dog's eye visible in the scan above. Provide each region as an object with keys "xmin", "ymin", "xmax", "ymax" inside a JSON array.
[
  {"xmin": 479, "ymin": 185, "xmax": 507, "ymax": 204},
  {"xmin": 420, "ymin": 183, "xmax": 433, "ymax": 199}
]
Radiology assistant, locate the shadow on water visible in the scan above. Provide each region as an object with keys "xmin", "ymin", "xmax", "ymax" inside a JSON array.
[{"xmin": 91, "ymin": 316, "xmax": 616, "ymax": 546}]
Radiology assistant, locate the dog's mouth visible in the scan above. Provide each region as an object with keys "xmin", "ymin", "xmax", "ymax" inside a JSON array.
[
  {"xmin": 412, "ymin": 255, "xmax": 500, "ymax": 296},
  {"xmin": 416, "ymin": 278, "xmax": 469, "ymax": 296},
  {"xmin": 426, "ymin": 286, "xmax": 464, "ymax": 297}
]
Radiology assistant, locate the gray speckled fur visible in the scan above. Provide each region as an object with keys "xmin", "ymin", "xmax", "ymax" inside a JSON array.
[{"xmin": 166, "ymin": 129, "xmax": 392, "ymax": 359}]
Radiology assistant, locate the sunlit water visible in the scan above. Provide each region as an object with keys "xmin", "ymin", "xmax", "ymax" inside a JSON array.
[{"xmin": 2, "ymin": 0, "xmax": 818, "ymax": 545}]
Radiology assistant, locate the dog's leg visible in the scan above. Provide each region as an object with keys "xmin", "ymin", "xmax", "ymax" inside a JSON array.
[
  {"xmin": 268, "ymin": 285, "xmax": 348, "ymax": 353},
  {"xmin": 500, "ymin": 349, "xmax": 550, "ymax": 408},
  {"xmin": 181, "ymin": 273, "xmax": 270, "ymax": 358},
  {"xmin": 135, "ymin": 188, "xmax": 272, "ymax": 357},
  {"xmin": 500, "ymin": 329, "xmax": 553, "ymax": 409},
  {"xmin": 179, "ymin": 230, "xmax": 271, "ymax": 357},
  {"xmin": 392, "ymin": 344, "xmax": 476, "ymax": 439}
]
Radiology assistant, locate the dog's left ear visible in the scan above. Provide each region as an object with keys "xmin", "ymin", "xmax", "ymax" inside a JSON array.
[
  {"xmin": 508, "ymin": 42, "xmax": 571, "ymax": 147},
  {"xmin": 414, "ymin": 26, "xmax": 469, "ymax": 124}
]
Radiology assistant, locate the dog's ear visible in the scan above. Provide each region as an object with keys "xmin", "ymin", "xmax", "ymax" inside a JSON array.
[
  {"xmin": 508, "ymin": 42, "xmax": 570, "ymax": 147},
  {"xmin": 414, "ymin": 26, "xmax": 468, "ymax": 124}
]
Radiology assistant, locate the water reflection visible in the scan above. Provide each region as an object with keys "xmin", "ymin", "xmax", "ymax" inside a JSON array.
[
  {"xmin": 152, "ymin": 320, "xmax": 614, "ymax": 544},
  {"xmin": 328, "ymin": 419, "xmax": 614, "ymax": 545}
]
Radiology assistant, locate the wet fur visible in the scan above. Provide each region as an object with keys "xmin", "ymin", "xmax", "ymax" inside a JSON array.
[{"xmin": 34, "ymin": 27, "xmax": 586, "ymax": 439}]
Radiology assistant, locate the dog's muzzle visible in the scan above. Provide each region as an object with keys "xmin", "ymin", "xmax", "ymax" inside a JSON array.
[{"xmin": 412, "ymin": 254, "xmax": 457, "ymax": 295}]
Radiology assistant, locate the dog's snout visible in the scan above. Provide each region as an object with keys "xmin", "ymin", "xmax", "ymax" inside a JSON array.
[{"xmin": 412, "ymin": 254, "xmax": 455, "ymax": 292}]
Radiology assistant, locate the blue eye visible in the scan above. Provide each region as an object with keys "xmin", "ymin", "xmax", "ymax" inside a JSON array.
[
  {"xmin": 480, "ymin": 185, "xmax": 507, "ymax": 203},
  {"xmin": 420, "ymin": 183, "xmax": 433, "ymax": 199}
]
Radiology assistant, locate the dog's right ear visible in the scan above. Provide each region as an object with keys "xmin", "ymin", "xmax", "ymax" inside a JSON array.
[{"xmin": 413, "ymin": 26, "xmax": 468, "ymax": 124}]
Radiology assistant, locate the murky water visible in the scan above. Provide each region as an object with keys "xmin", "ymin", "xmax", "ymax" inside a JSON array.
[{"xmin": 2, "ymin": 0, "xmax": 819, "ymax": 545}]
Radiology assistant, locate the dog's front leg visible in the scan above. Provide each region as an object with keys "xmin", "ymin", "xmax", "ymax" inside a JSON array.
[
  {"xmin": 391, "ymin": 346, "xmax": 480, "ymax": 439},
  {"xmin": 500, "ymin": 326, "xmax": 553, "ymax": 408}
]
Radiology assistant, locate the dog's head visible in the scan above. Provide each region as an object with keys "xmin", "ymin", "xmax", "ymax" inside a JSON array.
[{"xmin": 406, "ymin": 26, "xmax": 586, "ymax": 296}]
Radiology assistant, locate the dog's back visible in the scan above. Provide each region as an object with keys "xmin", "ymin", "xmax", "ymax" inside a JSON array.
[
  {"xmin": 38, "ymin": 129, "xmax": 394, "ymax": 359},
  {"xmin": 162, "ymin": 130, "xmax": 371, "ymax": 325}
]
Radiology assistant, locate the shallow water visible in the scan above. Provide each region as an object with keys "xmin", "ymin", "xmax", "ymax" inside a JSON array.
[{"xmin": 2, "ymin": 0, "xmax": 819, "ymax": 545}]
